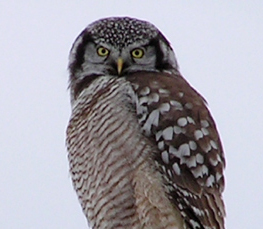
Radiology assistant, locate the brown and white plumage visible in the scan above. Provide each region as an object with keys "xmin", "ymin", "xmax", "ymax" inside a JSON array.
[{"xmin": 66, "ymin": 17, "xmax": 226, "ymax": 229}]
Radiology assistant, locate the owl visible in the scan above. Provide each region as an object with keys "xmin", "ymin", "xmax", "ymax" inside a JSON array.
[{"xmin": 66, "ymin": 17, "xmax": 226, "ymax": 229}]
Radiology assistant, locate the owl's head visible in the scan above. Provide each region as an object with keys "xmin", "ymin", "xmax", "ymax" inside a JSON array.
[{"xmin": 68, "ymin": 17, "xmax": 178, "ymax": 101}]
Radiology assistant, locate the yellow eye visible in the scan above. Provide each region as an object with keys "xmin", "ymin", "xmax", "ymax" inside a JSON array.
[
  {"xmin": 131, "ymin": 48, "xmax": 144, "ymax": 59},
  {"xmin": 97, "ymin": 46, "xmax": 109, "ymax": 57}
]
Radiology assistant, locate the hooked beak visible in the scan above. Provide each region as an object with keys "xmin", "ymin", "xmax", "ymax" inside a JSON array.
[{"xmin": 117, "ymin": 57, "xmax": 123, "ymax": 75}]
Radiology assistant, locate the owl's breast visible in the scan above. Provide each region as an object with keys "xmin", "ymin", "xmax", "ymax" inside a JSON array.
[{"xmin": 67, "ymin": 76, "xmax": 148, "ymax": 228}]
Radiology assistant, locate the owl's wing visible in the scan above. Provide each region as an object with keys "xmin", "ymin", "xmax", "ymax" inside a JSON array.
[{"xmin": 127, "ymin": 71, "xmax": 226, "ymax": 229}]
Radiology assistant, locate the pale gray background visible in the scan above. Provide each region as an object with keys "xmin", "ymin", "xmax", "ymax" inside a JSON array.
[{"xmin": 1, "ymin": 1, "xmax": 262, "ymax": 228}]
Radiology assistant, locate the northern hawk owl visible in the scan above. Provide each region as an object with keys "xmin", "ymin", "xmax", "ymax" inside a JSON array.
[{"xmin": 66, "ymin": 17, "xmax": 226, "ymax": 229}]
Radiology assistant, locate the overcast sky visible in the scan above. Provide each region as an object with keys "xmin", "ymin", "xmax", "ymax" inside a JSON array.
[{"xmin": 1, "ymin": 1, "xmax": 263, "ymax": 228}]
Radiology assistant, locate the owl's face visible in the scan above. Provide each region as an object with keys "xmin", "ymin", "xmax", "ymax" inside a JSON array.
[
  {"xmin": 81, "ymin": 40, "xmax": 158, "ymax": 77},
  {"xmin": 69, "ymin": 17, "xmax": 178, "ymax": 101}
]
